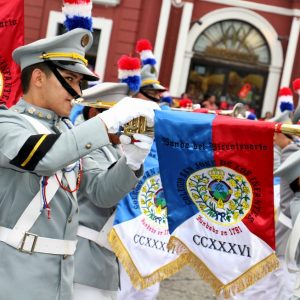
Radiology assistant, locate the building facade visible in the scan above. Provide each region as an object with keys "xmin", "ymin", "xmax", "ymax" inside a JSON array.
[{"xmin": 24, "ymin": 0, "xmax": 300, "ymax": 117}]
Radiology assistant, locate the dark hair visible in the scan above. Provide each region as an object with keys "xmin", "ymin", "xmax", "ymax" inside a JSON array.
[
  {"xmin": 82, "ymin": 106, "xmax": 107, "ymax": 121},
  {"xmin": 21, "ymin": 63, "xmax": 52, "ymax": 94},
  {"xmin": 203, "ymin": 93, "xmax": 212, "ymax": 101},
  {"xmin": 283, "ymin": 133, "xmax": 294, "ymax": 140},
  {"xmin": 290, "ymin": 177, "xmax": 300, "ymax": 193},
  {"xmin": 82, "ymin": 106, "xmax": 91, "ymax": 121}
]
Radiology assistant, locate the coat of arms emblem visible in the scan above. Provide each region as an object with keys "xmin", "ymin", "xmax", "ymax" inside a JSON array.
[
  {"xmin": 138, "ymin": 173, "xmax": 168, "ymax": 230},
  {"xmin": 187, "ymin": 166, "xmax": 253, "ymax": 225}
]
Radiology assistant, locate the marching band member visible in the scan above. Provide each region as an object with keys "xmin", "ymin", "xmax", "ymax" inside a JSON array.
[
  {"xmin": 117, "ymin": 38, "xmax": 168, "ymax": 300},
  {"xmin": 73, "ymin": 55, "xmax": 151, "ymax": 300},
  {"xmin": 273, "ymin": 101, "xmax": 299, "ymax": 300},
  {"xmin": 0, "ymin": 29, "xmax": 158, "ymax": 300},
  {"xmin": 275, "ymin": 146, "xmax": 300, "ymax": 299}
]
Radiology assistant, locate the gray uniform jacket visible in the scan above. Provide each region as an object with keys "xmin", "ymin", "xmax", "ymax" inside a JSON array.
[
  {"xmin": 0, "ymin": 99, "xmax": 140, "ymax": 300},
  {"xmin": 276, "ymin": 142, "xmax": 300, "ymax": 256},
  {"xmin": 74, "ymin": 144, "xmax": 138, "ymax": 291}
]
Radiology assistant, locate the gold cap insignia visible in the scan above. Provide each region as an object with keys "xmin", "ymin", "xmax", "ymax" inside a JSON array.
[{"xmin": 81, "ymin": 34, "xmax": 90, "ymax": 47}]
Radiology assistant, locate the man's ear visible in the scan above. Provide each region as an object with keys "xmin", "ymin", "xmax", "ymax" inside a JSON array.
[
  {"xmin": 31, "ymin": 68, "xmax": 44, "ymax": 88},
  {"xmin": 88, "ymin": 107, "xmax": 100, "ymax": 118}
]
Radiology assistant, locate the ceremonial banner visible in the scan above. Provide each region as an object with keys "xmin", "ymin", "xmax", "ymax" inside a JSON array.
[
  {"xmin": 0, "ymin": 0, "xmax": 24, "ymax": 107},
  {"xmin": 109, "ymin": 143, "xmax": 187, "ymax": 289},
  {"xmin": 155, "ymin": 110, "xmax": 279, "ymax": 298}
]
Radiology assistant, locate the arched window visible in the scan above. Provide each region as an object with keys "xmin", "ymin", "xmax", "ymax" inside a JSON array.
[
  {"xmin": 187, "ymin": 20, "xmax": 271, "ymax": 117},
  {"xmin": 194, "ymin": 20, "xmax": 270, "ymax": 65}
]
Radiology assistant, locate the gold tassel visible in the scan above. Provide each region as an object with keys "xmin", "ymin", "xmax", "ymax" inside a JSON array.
[
  {"xmin": 108, "ymin": 228, "xmax": 189, "ymax": 289},
  {"xmin": 168, "ymin": 237, "xmax": 224, "ymax": 292},
  {"xmin": 167, "ymin": 237, "xmax": 279, "ymax": 299}
]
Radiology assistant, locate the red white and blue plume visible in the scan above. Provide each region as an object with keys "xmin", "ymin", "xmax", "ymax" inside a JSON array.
[
  {"xmin": 160, "ymin": 90, "xmax": 173, "ymax": 106},
  {"xmin": 117, "ymin": 55, "xmax": 141, "ymax": 94},
  {"xmin": 278, "ymin": 87, "xmax": 294, "ymax": 112},
  {"xmin": 246, "ymin": 111, "xmax": 257, "ymax": 120},
  {"xmin": 62, "ymin": 0, "xmax": 93, "ymax": 32},
  {"xmin": 292, "ymin": 78, "xmax": 300, "ymax": 94},
  {"xmin": 135, "ymin": 39, "xmax": 156, "ymax": 66}
]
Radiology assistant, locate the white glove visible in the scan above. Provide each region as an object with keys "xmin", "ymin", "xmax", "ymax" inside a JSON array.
[
  {"xmin": 99, "ymin": 97, "xmax": 160, "ymax": 133},
  {"xmin": 120, "ymin": 133, "xmax": 153, "ymax": 171}
]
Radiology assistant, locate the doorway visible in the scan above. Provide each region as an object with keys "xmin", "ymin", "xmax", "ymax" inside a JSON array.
[
  {"xmin": 187, "ymin": 59, "xmax": 268, "ymax": 116},
  {"xmin": 185, "ymin": 19, "xmax": 270, "ymax": 117}
]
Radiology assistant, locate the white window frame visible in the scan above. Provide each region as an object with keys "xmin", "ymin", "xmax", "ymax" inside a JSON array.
[{"xmin": 46, "ymin": 10, "xmax": 113, "ymax": 79}]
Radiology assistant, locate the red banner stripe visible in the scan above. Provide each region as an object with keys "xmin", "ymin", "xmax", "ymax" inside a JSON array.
[{"xmin": 212, "ymin": 116, "xmax": 276, "ymax": 250}]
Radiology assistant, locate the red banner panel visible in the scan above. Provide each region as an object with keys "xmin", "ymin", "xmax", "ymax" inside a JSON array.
[{"xmin": 0, "ymin": 0, "xmax": 24, "ymax": 107}]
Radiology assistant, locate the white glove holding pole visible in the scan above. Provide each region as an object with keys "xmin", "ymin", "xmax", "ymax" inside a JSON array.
[
  {"xmin": 99, "ymin": 97, "xmax": 160, "ymax": 133},
  {"xmin": 120, "ymin": 133, "xmax": 153, "ymax": 171}
]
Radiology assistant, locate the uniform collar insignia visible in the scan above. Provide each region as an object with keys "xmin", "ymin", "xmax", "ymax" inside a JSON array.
[{"xmin": 14, "ymin": 99, "xmax": 59, "ymax": 122}]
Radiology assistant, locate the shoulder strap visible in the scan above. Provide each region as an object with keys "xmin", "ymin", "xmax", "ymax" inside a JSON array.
[
  {"xmin": 8, "ymin": 114, "xmax": 63, "ymax": 237},
  {"xmin": 20, "ymin": 114, "xmax": 77, "ymax": 199},
  {"xmin": 21, "ymin": 114, "xmax": 52, "ymax": 134},
  {"xmin": 6, "ymin": 172, "xmax": 62, "ymax": 248}
]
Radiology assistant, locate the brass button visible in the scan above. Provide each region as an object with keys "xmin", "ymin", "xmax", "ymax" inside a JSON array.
[
  {"xmin": 68, "ymin": 217, "xmax": 72, "ymax": 223},
  {"xmin": 85, "ymin": 143, "xmax": 92, "ymax": 149},
  {"xmin": 46, "ymin": 114, "xmax": 52, "ymax": 120},
  {"xmin": 37, "ymin": 112, "xmax": 43, "ymax": 118},
  {"xmin": 28, "ymin": 107, "xmax": 35, "ymax": 114}
]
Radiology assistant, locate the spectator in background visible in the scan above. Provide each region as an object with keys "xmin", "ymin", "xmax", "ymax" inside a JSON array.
[
  {"xmin": 179, "ymin": 98, "xmax": 193, "ymax": 109},
  {"xmin": 262, "ymin": 111, "xmax": 273, "ymax": 121},
  {"xmin": 201, "ymin": 93, "xmax": 218, "ymax": 110},
  {"xmin": 179, "ymin": 92, "xmax": 193, "ymax": 108},
  {"xmin": 219, "ymin": 100, "xmax": 229, "ymax": 110},
  {"xmin": 181, "ymin": 92, "xmax": 192, "ymax": 101}
]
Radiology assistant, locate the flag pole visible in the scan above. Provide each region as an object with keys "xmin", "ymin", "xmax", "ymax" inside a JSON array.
[{"xmin": 122, "ymin": 116, "xmax": 300, "ymax": 137}]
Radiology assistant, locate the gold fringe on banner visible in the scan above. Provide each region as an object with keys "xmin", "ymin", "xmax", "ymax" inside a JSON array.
[
  {"xmin": 108, "ymin": 228, "xmax": 189, "ymax": 290},
  {"xmin": 220, "ymin": 252, "xmax": 279, "ymax": 299},
  {"xmin": 168, "ymin": 236, "xmax": 279, "ymax": 299},
  {"xmin": 168, "ymin": 236, "xmax": 224, "ymax": 292}
]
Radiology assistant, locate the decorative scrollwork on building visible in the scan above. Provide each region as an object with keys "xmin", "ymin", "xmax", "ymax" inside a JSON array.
[{"xmin": 194, "ymin": 20, "xmax": 270, "ymax": 65}]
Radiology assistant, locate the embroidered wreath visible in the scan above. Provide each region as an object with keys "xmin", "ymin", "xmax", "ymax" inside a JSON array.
[
  {"xmin": 139, "ymin": 175, "xmax": 167, "ymax": 226},
  {"xmin": 187, "ymin": 168, "xmax": 252, "ymax": 225}
]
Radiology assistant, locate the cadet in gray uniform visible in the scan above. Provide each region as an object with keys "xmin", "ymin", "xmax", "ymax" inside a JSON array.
[
  {"xmin": 274, "ymin": 131, "xmax": 299, "ymax": 299},
  {"xmin": 0, "ymin": 28, "xmax": 158, "ymax": 300},
  {"xmin": 73, "ymin": 83, "xmax": 148, "ymax": 299},
  {"xmin": 275, "ymin": 147, "xmax": 300, "ymax": 300}
]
